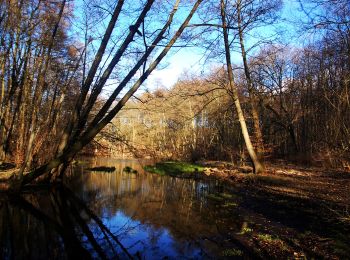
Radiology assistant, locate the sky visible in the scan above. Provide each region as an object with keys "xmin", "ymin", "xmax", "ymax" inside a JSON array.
[
  {"xmin": 145, "ymin": 48, "xmax": 205, "ymax": 89},
  {"xmin": 71, "ymin": 0, "xmax": 307, "ymax": 92},
  {"xmin": 146, "ymin": 0, "xmax": 305, "ymax": 89}
]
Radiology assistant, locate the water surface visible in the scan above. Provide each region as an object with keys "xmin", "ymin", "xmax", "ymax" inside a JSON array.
[{"xmin": 0, "ymin": 157, "xmax": 245, "ymax": 259}]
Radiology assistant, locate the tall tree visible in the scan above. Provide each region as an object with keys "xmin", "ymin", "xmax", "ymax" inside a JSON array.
[
  {"xmin": 220, "ymin": 0, "xmax": 264, "ymax": 173},
  {"xmin": 229, "ymin": 0, "xmax": 282, "ymax": 160}
]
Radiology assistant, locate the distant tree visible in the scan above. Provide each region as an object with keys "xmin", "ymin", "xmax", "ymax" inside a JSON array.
[{"xmin": 251, "ymin": 45, "xmax": 301, "ymax": 154}]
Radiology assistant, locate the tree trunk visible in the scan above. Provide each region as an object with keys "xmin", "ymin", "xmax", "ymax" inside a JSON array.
[
  {"xmin": 220, "ymin": 0, "xmax": 264, "ymax": 174},
  {"xmin": 236, "ymin": 3, "xmax": 265, "ymax": 161}
]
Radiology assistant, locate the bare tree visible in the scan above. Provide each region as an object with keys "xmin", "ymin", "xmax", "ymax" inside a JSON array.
[
  {"xmin": 220, "ymin": 0, "xmax": 264, "ymax": 173},
  {"xmin": 12, "ymin": 0, "xmax": 204, "ymax": 190}
]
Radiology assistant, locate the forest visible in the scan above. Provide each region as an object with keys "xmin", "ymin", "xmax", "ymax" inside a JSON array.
[{"xmin": 0, "ymin": 0, "xmax": 349, "ymax": 259}]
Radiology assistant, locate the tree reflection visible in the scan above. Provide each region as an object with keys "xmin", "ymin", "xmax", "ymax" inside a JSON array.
[
  {"xmin": 0, "ymin": 158, "xmax": 247, "ymax": 259},
  {"xmin": 0, "ymin": 186, "xmax": 132, "ymax": 260}
]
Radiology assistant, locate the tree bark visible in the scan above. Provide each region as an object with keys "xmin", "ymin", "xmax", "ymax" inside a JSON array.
[
  {"xmin": 220, "ymin": 0, "xmax": 264, "ymax": 174},
  {"xmin": 236, "ymin": 2, "xmax": 265, "ymax": 162}
]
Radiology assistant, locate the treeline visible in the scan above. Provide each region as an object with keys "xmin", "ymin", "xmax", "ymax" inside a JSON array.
[{"xmin": 115, "ymin": 14, "xmax": 350, "ymax": 168}]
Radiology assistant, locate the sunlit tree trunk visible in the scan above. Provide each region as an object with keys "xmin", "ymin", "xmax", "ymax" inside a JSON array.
[
  {"xmin": 236, "ymin": 2, "xmax": 265, "ymax": 162},
  {"xmin": 220, "ymin": 0, "xmax": 264, "ymax": 174}
]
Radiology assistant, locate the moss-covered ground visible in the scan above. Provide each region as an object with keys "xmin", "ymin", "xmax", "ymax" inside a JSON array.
[{"xmin": 144, "ymin": 161, "xmax": 205, "ymax": 177}]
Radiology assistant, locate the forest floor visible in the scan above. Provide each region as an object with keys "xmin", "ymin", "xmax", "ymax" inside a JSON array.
[
  {"xmin": 145, "ymin": 160, "xmax": 350, "ymax": 259},
  {"xmin": 206, "ymin": 162, "xmax": 350, "ymax": 259}
]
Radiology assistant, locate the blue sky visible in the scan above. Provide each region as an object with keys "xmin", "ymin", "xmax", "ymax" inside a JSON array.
[
  {"xmin": 70, "ymin": 0, "xmax": 308, "ymax": 91},
  {"xmin": 147, "ymin": 0, "xmax": 306, "ymax": 89}
]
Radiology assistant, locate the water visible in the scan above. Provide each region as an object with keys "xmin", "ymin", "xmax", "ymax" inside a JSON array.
[{"xmin": 0, "ymin": 157, "xmax": 245, "ymax": 259}]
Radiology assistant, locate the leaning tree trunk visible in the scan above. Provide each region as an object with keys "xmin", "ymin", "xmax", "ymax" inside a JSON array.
[
  {"xmin": 236, "ymin": 3, "xmax": 265, "ymax": 162},
  {"xmin": 220, "ymin": 0, "xmax": 264, "ymax": 174},
  {"xmin": 9, "ymin": 0, "xmax": 204, "ymax": 190}
]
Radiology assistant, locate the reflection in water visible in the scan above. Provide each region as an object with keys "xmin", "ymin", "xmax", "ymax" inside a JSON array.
[
  {"xmin": 0, "ymin": 158, "xmax": 245, "ymax": 259},
  {"xmin": 0, "ymin": 187, "xmax": 132, "ymax": 259}
]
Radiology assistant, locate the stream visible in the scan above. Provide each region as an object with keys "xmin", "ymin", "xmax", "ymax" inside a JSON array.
[{"xmin": 0, "ymin": 157, "xmax": 247, "ymax": 259}]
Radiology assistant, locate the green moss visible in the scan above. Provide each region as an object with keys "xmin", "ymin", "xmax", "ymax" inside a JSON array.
[
  {"xmin": 143, "ymin": 161, "xmax": 205, "ymax": 176},
  {"xmin": 222, "ymin": 248, "xmax": 243, "ymax": 257},
  {"xmin": 219, "ymin": 192, "xmax": 234, "ymax": 199},
  {"xmin": 143, "ymin": 165, "xmax": 165, "ymax": 175},
  {"xmin": 222, "ymin": 202, "xmax": 238, "ymax": 208},
  {"xmin": 240, "ymin": 226, "xmax": 253, "ymax": 234},
  {"xmin": 256, "ymin": 233, "xmax": 289, "ymax": 251},
  {"xmin": 257, "ymin": 234, "xmax": 275, "ymax": 242},
  {"xmin": 206, "ymin": 194, "xmax": 224, "ymax": 202},
  {"xmin": 205, "ymin": 192, "xmax": 238, "ymax": 205}
]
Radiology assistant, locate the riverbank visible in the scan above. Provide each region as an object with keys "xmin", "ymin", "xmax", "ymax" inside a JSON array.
[{"xmin": 144, "ymin": 160, "xmax": 350, "ymax": 258}]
